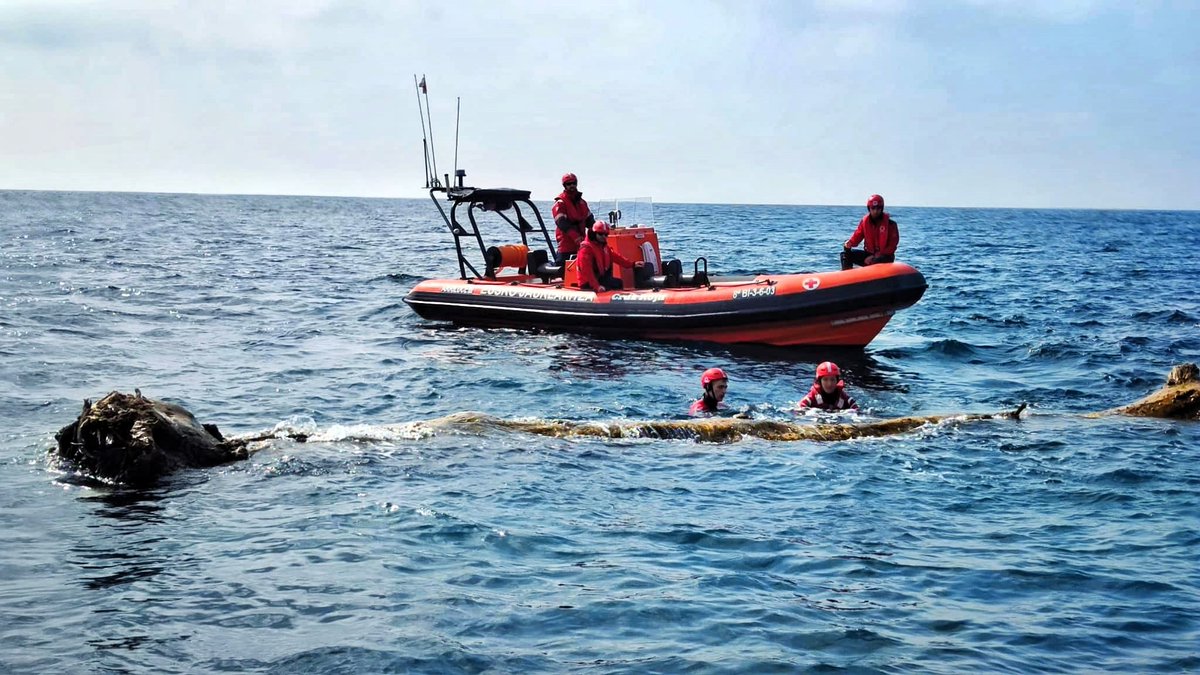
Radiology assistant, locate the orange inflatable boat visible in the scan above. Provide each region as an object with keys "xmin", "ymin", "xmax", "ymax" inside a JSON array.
[{"xmin": 404, "ymin": 184, "xmax": 926, "ymax": 347}]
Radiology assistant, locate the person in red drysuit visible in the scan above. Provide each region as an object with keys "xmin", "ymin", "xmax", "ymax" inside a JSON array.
[
  {"xmin": 796, "ymin": 361, "xmax": 859, "ymax": 412},
  {"xmin": 576, "ymin": 221, "xmax": 642, "ymax": 292},
  {"xmin": 551, "ymin": 172, "xmax": 593, "ymax": 262},
  {"xmin": 690, "ymin": 367, "xmax": 729, "ymax": 415},
  {"xmin": 842, "ymin": 194, "xmax": 900, "ymax": 269}
]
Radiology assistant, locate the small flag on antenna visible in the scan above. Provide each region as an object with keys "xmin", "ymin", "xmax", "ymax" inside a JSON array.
[{"xmin": 418, "ymin": 76, "xmax": 427, "ymax": 94}]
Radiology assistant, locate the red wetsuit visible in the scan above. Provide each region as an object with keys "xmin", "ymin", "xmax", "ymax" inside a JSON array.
[
  {"xmin": 845, "ymin": 213, "xmax": 899, "ymax": 261},
  {"xmin": 551, "ymin": 191, "xmax": 590, "ymax": 256},
  {"xmin": 797, "ymin": 382, "xmax": 858, "ymax": 411},
  {"xmin": 689, "ymin": 397, "xmax": 725, "ymax": 416},
  {"xmin": 577, "ymin": 239, "xmax": 636, "ymax": 291}
]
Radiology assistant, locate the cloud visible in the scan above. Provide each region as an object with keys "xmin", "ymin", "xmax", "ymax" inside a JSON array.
[
  {"xmin": 0, "ymin": 0, "xmax": 1196, "ymax": 208},
  {"xmin": 0, "ymin": 0, "xmax": 341, "ymax": 52},
  {"xmin": 962, "ymin": 0, "xmax": 1111, "ymax": 23},
  {"xmin": 812, "ymin": 0, "xmax": 912, "ymax": 15}
]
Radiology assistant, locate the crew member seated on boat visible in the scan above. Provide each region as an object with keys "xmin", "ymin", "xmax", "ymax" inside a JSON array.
[
  {"xmin": 842, "ymin": 194, "xmax": 899, "ymax": 270},
  {"xmin": 551, "ymin": 172, "xmax": 594, "ymax": 263},
  {"xmin": 577, "ymin": 221, "xmax": 643, "ymax": 292},
  {"xmin": 690, "ymin": 367, "xmax": 729, "ymax": 416},
  {"xmin": 796, "ymin": 361, "xmax": 859, "ymax": 412}
]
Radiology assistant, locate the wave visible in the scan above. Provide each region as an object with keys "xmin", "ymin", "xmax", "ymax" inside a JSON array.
[
  {"xmin": 385, "ymin": 272, "xmax": 427, "ymax": 284},
  {"xmin": 1118, "ymin": 336, "xmax": 1152, "ymax": 354},
  {"xmin": 924, "ymin": 339, "xmax": 983, "ymax": 357},
  {"xmin": 1025, "ymin": 340, "xmax": 1088, "ymax": 360},
  {"xmin": 874, "ymin": 338, "xmax": 986, "ymax": 361},
  {"xmin": 361, "ymin": 302, "xmax": 412, "ymax": 319},
  {"xmin": 1132, "ymin": 309, "xmax": 1196, "ymax": 324},
  {"xmin": 1091, "ymin": 467, "xmax": 1158, "ymax": 485},
  {"xmin": 963, "ymin": 313, "xmax": 1029, "ymax": 327}
]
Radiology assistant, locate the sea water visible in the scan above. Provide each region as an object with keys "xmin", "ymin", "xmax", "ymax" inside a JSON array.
[{"xmin": 1, "ymin": 190, "xmax": 1197, "ymax": 673}]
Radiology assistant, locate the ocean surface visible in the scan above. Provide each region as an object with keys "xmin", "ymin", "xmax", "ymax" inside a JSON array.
[{"xmin": 1, "ymin": 189, "xmax": 1198, "ymax": 673}]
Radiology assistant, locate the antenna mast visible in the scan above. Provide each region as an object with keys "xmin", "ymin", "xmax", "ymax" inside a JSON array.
[
  {"xmin": 421, "ymin": 74, "xmax": 440, "ymax": 187},
  {"xmin": 453, "ymin": 97, "xmax": 461, "ymax": 187},
  {"xmin": 414, "ymin": 74, "xmax": 432, "ymax": 188}
]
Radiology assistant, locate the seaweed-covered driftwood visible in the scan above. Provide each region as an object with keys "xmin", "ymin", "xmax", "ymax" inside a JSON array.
[
  {"xmin": 1092, "ymin": 363, "xmax": 1200, "ymax": 420},
  {"xmin": 50, "ymin": 363, "xmax": 1198, "ymax": 485},
  {"xmin": 425, "ymin": 405, "xmax": 1027, "ymax": 443}
]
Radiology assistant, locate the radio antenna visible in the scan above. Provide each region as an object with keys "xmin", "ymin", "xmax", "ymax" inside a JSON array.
[
  {"xmin": 414, "ymin": 74, "xmax": 431, "ymax": 188},
  {"xmin": 422, "ymin": 74, "xmax": 440, "ymax": 186},
  {"xmin": 453, "ymin": 97, "xmax": 461, "ymax": 187}
]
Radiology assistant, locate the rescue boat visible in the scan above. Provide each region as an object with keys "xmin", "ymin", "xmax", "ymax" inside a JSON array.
[{"xmin": 403, "ymin": 182, "xmax": 926, "ymax": 347}]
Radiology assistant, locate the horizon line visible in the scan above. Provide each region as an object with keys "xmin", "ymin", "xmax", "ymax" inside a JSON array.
[{"xmin": 0, "ymin": 186, "xmax": 1193, "ymax": 213}]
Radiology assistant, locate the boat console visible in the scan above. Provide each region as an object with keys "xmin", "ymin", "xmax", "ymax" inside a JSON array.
[{"xmin": 430, "ymin": 178, "xmax": 707, "ymax": 289}]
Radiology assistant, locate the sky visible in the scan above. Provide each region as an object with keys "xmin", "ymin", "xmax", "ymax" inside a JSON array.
[{"xmin": 1, "ymin": 0, "xmax": 1197, "ymax": 209}]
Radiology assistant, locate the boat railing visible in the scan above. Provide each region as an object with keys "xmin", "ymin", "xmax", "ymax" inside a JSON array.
[{"xmin": 428, "ymin": 184, "xmax": 555, "ymax": 280}]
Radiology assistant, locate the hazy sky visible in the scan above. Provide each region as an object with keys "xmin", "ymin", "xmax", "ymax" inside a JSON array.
[{"xmin": 2, "ymin": 0, "xmax": 1197, "ymax": 208}]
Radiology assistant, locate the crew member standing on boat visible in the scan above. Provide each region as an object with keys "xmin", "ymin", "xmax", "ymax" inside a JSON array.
[
  {"xmin": 577, "ymin": 221, "xmax": 642, "ymax": 292},
  {"xmin": 551, "ymin": 173, "xmax": 593, "ymax": 262},
  {"xmin": 842, "ymin": 194, "xmax": 899, "ymax": 269},
  {"xmin": 796, "ymin": 361, "xmax": 859, "ymax": 412},
  {"xmin": 690, "ymin": 367, "xmax": 729, "ymax": 415}
]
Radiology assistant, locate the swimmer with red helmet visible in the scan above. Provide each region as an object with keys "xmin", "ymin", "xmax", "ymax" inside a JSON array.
[
  {"xmin": 551, "ymin": 172, "xmax": 593, "ymax": 262},
  {"xmin": 690, "ymin": 367, "xmax": 729, "ymax": 415},
  {"xmin": 796, "ymin": 361, "xmax": 859, "ymax": 412},
  {"xmin": 576, "ymin": 220, "xmax": 643, "ymax": 292},
  {"xmin": 842, "ymin": 194, "xmax": 900, "ymax": 270}
]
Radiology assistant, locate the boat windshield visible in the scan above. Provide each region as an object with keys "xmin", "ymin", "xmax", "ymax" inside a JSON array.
[{"xmin": 595, "ymin": 196, "xmax": 654, "ymax": 229}]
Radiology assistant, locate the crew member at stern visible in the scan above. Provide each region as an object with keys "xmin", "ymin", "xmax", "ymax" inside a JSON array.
[{"xmin": 842, "ymin": 194, "xmax": 899, "ymax": 269}]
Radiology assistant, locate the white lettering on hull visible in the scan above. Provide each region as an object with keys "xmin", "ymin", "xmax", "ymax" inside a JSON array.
[{"xmin": 733, "ymin": 286, "xmax": 777, "ymax": 299}]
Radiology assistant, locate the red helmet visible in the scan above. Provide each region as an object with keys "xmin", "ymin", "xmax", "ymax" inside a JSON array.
[
  {"xmin": 701, "ymin": 367, "xmax": 728, "ymax": 387},
  {"xmin": 592, "ymin": 221, "xmax": 610, "ymax": 235},
  {"xmin": 561, "ymin": 172, "xmax": 578, "ymax": 186},
  {"xmin": 867, "ymin": 194, "xmax": 884, "ymax": 209},
  {"xmin": 815, "ymin": 361, "xmax": 840, "ymax": 379}
]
